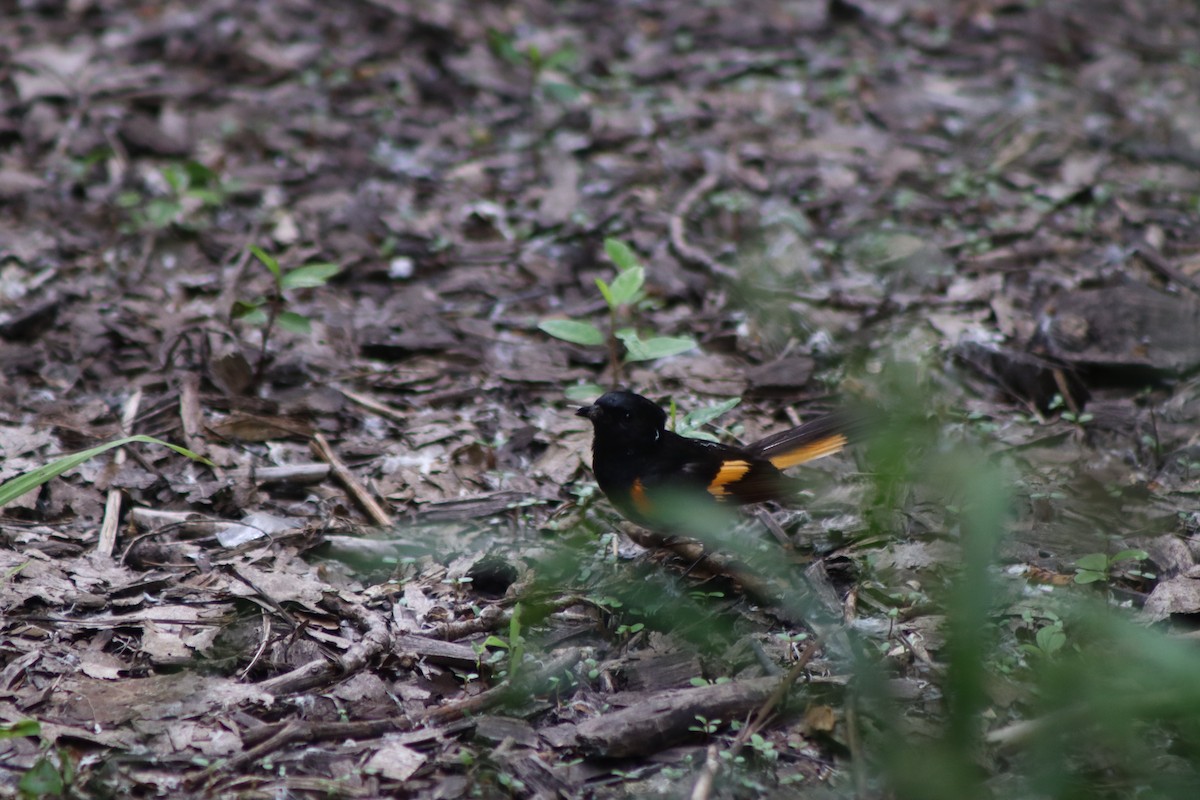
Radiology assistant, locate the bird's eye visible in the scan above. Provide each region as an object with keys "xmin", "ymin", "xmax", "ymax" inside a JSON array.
[{"xmin": 622, "ymin": 411, "xmax": 632, "ymax": 421}]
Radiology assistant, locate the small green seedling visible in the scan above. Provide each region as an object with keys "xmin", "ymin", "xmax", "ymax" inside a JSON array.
[
  {"xmin": 3, "ymin": 719, "xmax": 78, "ymax": 798},
  {"xmin": 232, "ymin": 245, "xmax": 340, "ymax": 384},
  {"xmin": 485, "ymin": 29, "xmax": 581, "ymax": 103},
  {"xmin": 1019, "ymin": 621, "xmax": 1067, "ymax": 660},
  {"xmin": 1047, "ymin": 393, "xmax": 1093, "ymax": 425},
  {"xmin": 748, "ymin": 733, "xmax": 779, "ymax": 762},
  {"xmin": 540, "ymin": 237, "xmax": 696, "ymax": 395},
  {"xmin": 479, "ymin": 603, "xmax": 525, "ymax": 681},
  {"xmin": 116, "ymin": 160, "xmax": 235, "ymax": 232},
  {"xmin": 689, "ymin": 715, "xmax": 722, "ymax": 737},
  {"xmin": 614, "ymin": 621, "xmax": 644, "ymax": 637},
  {"xmin": 1073, "ymin": 549, "xmax": 1150, "ymax": 585}
]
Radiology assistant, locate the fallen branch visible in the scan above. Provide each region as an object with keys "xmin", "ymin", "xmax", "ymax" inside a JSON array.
[
  {"xmin": 311, "ymin": 432, "xmax": 394, "ymax": 526},
  {"xmin": 258, "ymin": 596, "xmax": 392, "ymax": 696}
]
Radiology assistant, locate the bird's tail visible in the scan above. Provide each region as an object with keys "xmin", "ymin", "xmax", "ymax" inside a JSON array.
[{"xmin": 746, "ymin": 411, "xmax": 870, "ymax": 470}]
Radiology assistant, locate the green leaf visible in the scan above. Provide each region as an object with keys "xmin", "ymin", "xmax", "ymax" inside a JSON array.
[
  {"xmin": 281, "ymin": 262, "xmax": 340, "ymax": 289},
  {"xmin": 231, "ymin": 298, "xmax": 263, "ymax": 318},
  {"xmin": 19, "ymin": 757, "xmax": 64, "ymax": 796},
  {"xmin": 607, "ymin": 265, "xmax": 644, "ymax": 306},
  {"xmin": 482, "ymin": 635, "xmax": 510, "ymax": 650},
  {"xmin": 187, "ymin": 188, "xmax": 225, "ymax": 207},
  {"xmin": 115, "ymin": 190, "xmax": 142, "ymax": 209},
  {"xmin": 542, "ymin": 46, "xmax": 578, "ymax": 71},
  {"xmin": 486, "ymin": 28, "xmax": 523, "ymax": 66},
  {"xmin": 1111, "ymin": 549, "xmax": 1148, "ymax": 564},
  {"xmin": 2, "ymin": 561, "xmax": 29, "ymax": 584},
  {"xmin": 1073, "ymin": 571, "xmax": 1105, "ymax": 584},
  {"xmin": 541, "ymin": 80, "xmax": 581, "ymax": 103},
  {"xmin": 276, "ymin": 311, "xmax": 312, "ymax": 334},
  {"xmin": 249, "ymin": 244, "xmax": 282, "ymax": 281},
  {"xmin": 1075, "ymin": 553, "xmax": 1110, "ymax": 572},
  {"xmin": 183, "ymin": 160, "xmax": 218, "ymax": 187},
  {"xmin": 604, "ymin": 238, "xmax": 640, "ymax": 272},
  {"xmin": 538, "ymin": 319, "xmax": 605, "ymax": 346},
  {"xmin": 682, "ymin": 397, "xmax": 741, "ymax": 428},
  {"xmin": 145, "ymin": 198, "xmax": 181, "ymax": 228},
  {"xmin": 0, "ymin": 719, "xmax": 39, "ymax": 739},
  {"xmin": 565, "ymin": 383, "xmax": 605, "ymax": 403},
  {"xmin": 0, "ymin": 436, "xmax": 213, "ymax": 509},
  {"xmin": 239, "ymin": 308, "xmax": 269, "ymax": 327},
  {"xmin": 161, "ymin": 164, "xmax": 187, "ymax": 193},
  {"xmin": 595, "ymin": 278, "xmax": 615, "ymax": 309},
  {"xmin": 619, "ymin": 331, "xmax": 696, "ymax": 361},
  {"xmin": 1035, "ymin": 626, "xmax": 1066, "ymax": 655}
]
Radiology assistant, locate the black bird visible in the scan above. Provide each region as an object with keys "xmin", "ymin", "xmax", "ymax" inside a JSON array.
[{"xmin": 576, "ymin": 390, "xmax": 860, "ymax": 528}]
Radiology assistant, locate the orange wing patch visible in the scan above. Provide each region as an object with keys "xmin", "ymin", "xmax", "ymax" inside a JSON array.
[
  {"xmin": 767, "ymin": 434, "xmax": 848, "ymax": 470},
  {"xmin": 706, "ymin": 459, "xmax": 752, "ymax": 498},
  {"xmin": 630, "ymin": 478, "xmax": 654, "ymax": 515}
]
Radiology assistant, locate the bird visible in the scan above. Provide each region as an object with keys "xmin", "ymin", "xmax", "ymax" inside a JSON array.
[{"xmin": 576, "ymin": 389, "xmax": 862, "ymax": 529}]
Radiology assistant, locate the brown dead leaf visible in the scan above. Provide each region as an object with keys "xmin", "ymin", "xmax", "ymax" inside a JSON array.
[
  {"xmin": 210, "ymin": 412, "xmax": 313, "ymax": 441},
  {"xmin": 804, "ymin": 704, "xmax": 837, "ymax": 733},
  {"xmin": 365, "ymin": 740, "xmax": 427, "ymax": 781}
]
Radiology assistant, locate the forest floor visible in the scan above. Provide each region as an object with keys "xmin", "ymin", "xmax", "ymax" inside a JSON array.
[{"xmin": 3, "ymin": 1, "xmax": 1200, "ymax": 797}]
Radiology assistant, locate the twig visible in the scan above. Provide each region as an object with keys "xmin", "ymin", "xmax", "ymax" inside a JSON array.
[
  {"xmin": 178, "ymin": 372, "xmax": 206, "ymax": 459},
  {"xmin": 689, "ymin": 744, "xmax": 721, "ymax": 800},
  {"xmin": 339, "ymin": 387, "xmax": 407, "ymax": 425},
  {"xmin": 423, "ymin": 647, "xmax": 583, "ymax": 725},
  {"xmin": 238, "ymin": 609, "xmax": 272, "ymax": 681},
  {"xmin": 686, "ymin": 637, "xmax": 822, "ymax": 797},
  {"xmin": 97, "ymin": 390, "xmax": 143, "ymax": 558},
  {"xmin": 257, "ymin": 596, "xmax": 392, "ymax": 696},
  {"xmin": 1131, "ymin": 239, "xmax": 1200, "ymax": 298},
  {"xmin": 200, "ymin": 648, "xmax": 582, "ymax": 791},
  {"xmin": 227, "ymin": 566, "xmax": 305, "ymax": 634},
  {"xmin": 669, "ymin": 169, "xmax": 738, "ymax": 280},
  {"xmin": 311, "ymin": 432, "xmax": 394, "ymax": 526}
]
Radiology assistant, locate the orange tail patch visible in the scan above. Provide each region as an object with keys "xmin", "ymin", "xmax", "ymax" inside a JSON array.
[{"xmin": 766, "ymin": 434, "xmax": 848, "ymax": 470}]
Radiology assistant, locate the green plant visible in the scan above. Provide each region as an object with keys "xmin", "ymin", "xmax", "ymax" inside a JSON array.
[
  {"xmin": 689, "ymin": 715, "xmax": 722, "ymax": 737},
  {"xmin": 486, "ymin": 29, "xmax": 580, "ymax": 104},
  {"xmin": 747, "ymin": 733, "xmax": 779, "ymax": 762},
  {"xmin": 19, "ymin": 750, "xmax": 75, "ymax": 799},
  {"xmin": 0, "ymin": 720, "xmax": 40, "ymax": 739},
  {"xmin": 116, "ymin": 160, "xmax": 235, "ymax": 232},
  {"xmin": 539, "ymin": 238, "xmax": 696, "ymax": 396},
  {"xmin": 689, "ymin": 676, "xmax": 732, "ymax": 687},
  {"xmin": 1073, "ymin": 549, "xmax": 1149, "ymax": 585},
  {"xmin": 1020, "ymin": 621, "xmax": 1067, "ymax": 660},
  {"xmin": 231, "ymin": 245, "xmax": 340, "ymax": 385},
  {"xmin": 614, "ymin": 621, "xmax": 644, "ymax": 637},
  {"xmin": 2, "ymin": 561, "xmax": 29, "ymax": 584},
  {"xmin": 671, "ymin": 396, "xmax": 741, "ymax": 441},
  {"xmin": 1046, "ymin": 393, "xmax": 1093, "ymax": 425},
  {"xmin": 496, "ymin": 772, "xmax": 527, "ymax": 793},
  {"xmin": 479, "ymin": 603, "xmax": 526, "ymax": 681},
  {"xmin": 3, "ymin": 720, "xmax": 77, "ymax": 798},
  {"xmin": 0, "ymin": 435, "xmax": 212, "ymax": 509}
]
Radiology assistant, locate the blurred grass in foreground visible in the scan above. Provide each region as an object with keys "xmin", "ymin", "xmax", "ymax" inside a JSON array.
[{"xmin": 526, "ymin": 367, "xmax": 1200, "ymax": 798}]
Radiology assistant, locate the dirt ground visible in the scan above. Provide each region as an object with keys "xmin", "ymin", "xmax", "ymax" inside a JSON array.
[{"xmin": 3, "ymin": 0, "xmax": 1200, "ymax": 797}]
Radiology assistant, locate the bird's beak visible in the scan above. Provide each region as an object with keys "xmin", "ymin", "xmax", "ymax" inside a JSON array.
[{"xmin": 576, "ymin": 405, "xmax": 600, "ymax": 420}]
